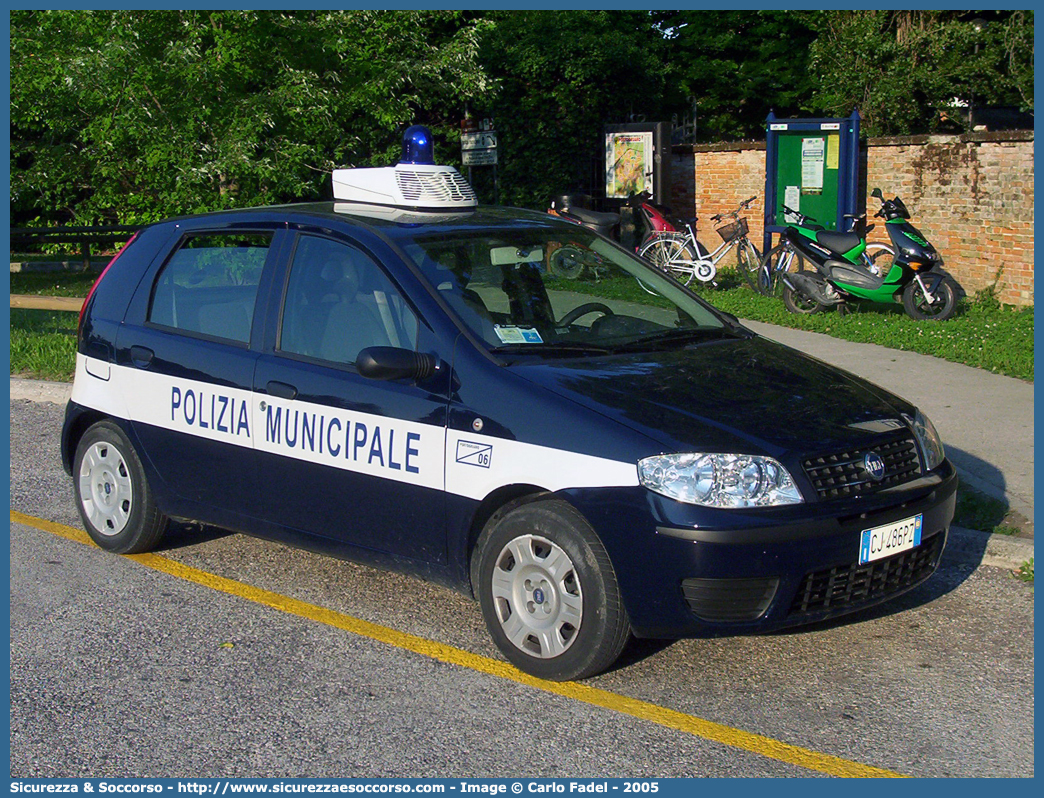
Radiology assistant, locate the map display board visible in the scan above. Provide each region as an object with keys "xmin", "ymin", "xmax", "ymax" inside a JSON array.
[{"xmin": 605, "ymin": 131, "xmax": 654, "ymax": 199}]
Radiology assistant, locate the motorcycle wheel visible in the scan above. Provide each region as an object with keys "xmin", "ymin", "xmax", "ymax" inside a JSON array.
[
  {"xmin": 782, "ymin": 283, "xmax": 825, "ymax": 315},
  {"xmin": 902, "ymin": 277, "xmax": 957, "ymax": 321},
  {"xmin": 548, "ymin": 245, "xmax": 586, "ymax": 280}
]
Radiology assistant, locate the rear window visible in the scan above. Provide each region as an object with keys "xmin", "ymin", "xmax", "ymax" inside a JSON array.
[{"xmin": 148, "ymin": 232, "xmax": 271, "ymax": 343}]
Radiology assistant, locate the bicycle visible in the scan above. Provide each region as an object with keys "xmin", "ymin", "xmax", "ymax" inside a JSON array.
[{"xmin": 637, "ymin": 196, "xmax": 760, "ymax": 287}]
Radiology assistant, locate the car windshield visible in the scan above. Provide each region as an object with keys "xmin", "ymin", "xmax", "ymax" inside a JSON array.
[{"xmin": 399, "ymin": 223, "xmax": 730, "ymax": 359}]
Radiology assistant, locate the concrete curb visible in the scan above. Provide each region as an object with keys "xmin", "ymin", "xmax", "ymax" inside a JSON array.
[
  {"xmin": 947, "ymin": 526, "xmax": 1034, "ymax": 573},
  {"xmin": 10, "ymin": 377, "xmax": 1033, "ymax": 573},
  {"xmin": 10, "ymin": 377, "xmax": 72, "ymax": 405}
]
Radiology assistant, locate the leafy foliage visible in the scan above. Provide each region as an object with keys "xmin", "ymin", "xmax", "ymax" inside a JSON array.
[
  {"xmin": 9, "ymin": 10, "xmax": 1034, "ymax": 224},
  {"xmin": 477, "ymin": 10, "xmax": 669, "ymax": 208},
  {"xmin": 10, "ymin": 10, "xmax": 494, "ymax": 225},
  {"xmin": 650, "ymin": 10, "xmax": 819, "ymax": 142},
  {"xmin": 808, "ymin": 11, "xmax": 1034, "ymax": 136}
]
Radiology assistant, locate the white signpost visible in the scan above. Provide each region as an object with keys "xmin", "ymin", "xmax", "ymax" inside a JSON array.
[{"xmin": 461, "ymin": 131, "xmax": 498, "ymax": 166}]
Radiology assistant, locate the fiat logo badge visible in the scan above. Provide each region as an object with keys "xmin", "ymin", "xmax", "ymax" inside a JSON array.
[{"xmin": 864, "ymin": 452, "xmax": 886, "ymax": 481}]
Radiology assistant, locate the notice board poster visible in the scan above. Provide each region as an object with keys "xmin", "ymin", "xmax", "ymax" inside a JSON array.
[
  {"xmin": 605, "ymin": 131, "xmax": 653, "ymax": 199},
  {"xmin": 801, "ymin": 137, "xmax": 825, "ymax": 193}
]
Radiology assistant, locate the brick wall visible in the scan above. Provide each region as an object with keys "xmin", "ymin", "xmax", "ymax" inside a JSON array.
[{"xmin": 670, "ymin": 131, "xmax": 1034, "ymax": 306}]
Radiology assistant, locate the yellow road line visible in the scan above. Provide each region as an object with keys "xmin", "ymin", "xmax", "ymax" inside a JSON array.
[{"xmin": 12, "ymin": 509, "xmax": 905, "ymax": 778}]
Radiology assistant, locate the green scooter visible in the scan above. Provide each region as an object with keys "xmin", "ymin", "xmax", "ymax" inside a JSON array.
[{"xmin": 762, "ymin": 189, "xmax": 957, "ymax": 320}]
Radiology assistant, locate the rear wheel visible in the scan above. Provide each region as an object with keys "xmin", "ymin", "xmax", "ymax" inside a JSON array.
[
  {"xmin": 548, "ymin": 245, "xmax": 585, "ymax": 280},
  {"xmin": 73, "ymin": 420, "xmax": 169, "ymax": 553},
  {"xmin": 473, "ymin": 498, "xmax": 631, "ymax": 681},
  {"xmin": 902, "ymin": 277, "xmax": 957, "ymax": 321},
  {"xmin": 638, "ymin": 234, "xmax": 694, "ymax": 286},
  {"xmin": 782, "ymin": 282, "xmax": 825, "ymax": 314}
]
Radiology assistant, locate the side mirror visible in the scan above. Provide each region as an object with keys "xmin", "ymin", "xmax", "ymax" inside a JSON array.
[
  {"xmin": 357, "ymin": 346, "xmax": 439, "ymax": 382},
  {"xmin": 871, "ymin": 188, "xmax": 884, "ymax": 200}
]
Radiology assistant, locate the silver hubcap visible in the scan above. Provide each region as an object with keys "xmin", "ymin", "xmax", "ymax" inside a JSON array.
[
  {"xmin": 78, "ymin": 441, "xmax": 133, "ymax": 536},
  {"xmin": 491, "ymin": 535, "xmax": 583, "ymax": 659}
]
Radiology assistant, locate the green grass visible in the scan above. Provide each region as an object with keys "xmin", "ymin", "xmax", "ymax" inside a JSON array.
[
  {"xmin": 1015, "ymin": 558, "xmax": 1034, "ymax": 584},
  {"xmin": 9, "ymin": 270, "xmax": 99, "ymax": 297},
  {"xmin": 9, "ymin": 308, "xmax": 80, "ymax": 382},
  {"xmin": 952, "ymin": 483, "xmax": 1030, "ymax": 538}
]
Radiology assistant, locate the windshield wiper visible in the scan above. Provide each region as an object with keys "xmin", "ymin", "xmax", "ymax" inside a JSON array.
[
  {"xmin": 609, "ymin": 327, "xmax": 733, "ymax": 352},
  {"xmin": 491, "ymin": 342, "xmax": 613, "ymax": 358}
]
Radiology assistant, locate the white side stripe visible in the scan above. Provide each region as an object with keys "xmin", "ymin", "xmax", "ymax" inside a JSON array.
[{"xmin": 72, "ymin": 354, "xmax": 639, "ymax": 500}]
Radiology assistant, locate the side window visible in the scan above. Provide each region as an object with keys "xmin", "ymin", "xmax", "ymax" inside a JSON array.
[
  {"xmin": 279, "ymin": 235, "xmax": 418, "ymax": 365},
  {"xmin": 148, "ymin": 232, "xmax": 271, "ymax": 343}
]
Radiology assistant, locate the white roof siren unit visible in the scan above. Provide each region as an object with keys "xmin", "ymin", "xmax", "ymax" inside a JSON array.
[{"xmin": 332, "ymin": 125, "xmax": 477, "ymax": 211}]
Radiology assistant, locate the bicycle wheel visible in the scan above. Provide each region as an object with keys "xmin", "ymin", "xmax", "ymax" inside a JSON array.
[
  {"xmin": 758, "ymin": 244, "xmax": 805, "ymax": 297},
  {"xmin": 736, "ymin": 238, "xmax": 762, "ymax": 292},
  {"xmin": 638, "ymin": 234, "xmax": 693, "ymax": 286},
  {"xmin": 863, "ymin": 242, "xmax": 895, "ymax": 275}
]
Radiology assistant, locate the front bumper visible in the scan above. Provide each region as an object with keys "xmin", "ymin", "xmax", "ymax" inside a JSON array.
[{"xmin": 564, "ymin": 460, "xmax": 958, "ymax": 639}]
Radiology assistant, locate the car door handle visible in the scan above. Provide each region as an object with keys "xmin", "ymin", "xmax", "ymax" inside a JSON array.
[
  {"xmin": 266, "ymin": 380, "xmax": 298, "ymax": 400},
  {"xmin": 129, "ymin": 346, "xmax": 154, "ymax": 368}
]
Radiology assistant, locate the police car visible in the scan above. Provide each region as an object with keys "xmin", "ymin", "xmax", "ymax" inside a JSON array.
[{"xmin": 62, "ymin": 127, "xmax": 957, "ymax": 681}]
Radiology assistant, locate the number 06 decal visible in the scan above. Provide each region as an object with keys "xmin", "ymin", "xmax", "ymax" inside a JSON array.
[{"xmin": 456, "ymin": 440, "xmax": 493, "ymax": 468}]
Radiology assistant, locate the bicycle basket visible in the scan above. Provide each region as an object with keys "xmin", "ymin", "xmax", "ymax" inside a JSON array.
[{"xmin": 715, "ymin": 217, "xmax": 748, "ymax": 242}]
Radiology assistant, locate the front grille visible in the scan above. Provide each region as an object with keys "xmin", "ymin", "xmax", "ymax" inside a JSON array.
[
  {"xmin": 788, "ymin": 531, "xmax": 943, "ymax": 618},
  {"xmin": 803, "ymin": 435, "xmax": 922, "ymax": 501},
  {"xmin": 682, "ymin": 576, "xmax": 779, "ymax": 622}
]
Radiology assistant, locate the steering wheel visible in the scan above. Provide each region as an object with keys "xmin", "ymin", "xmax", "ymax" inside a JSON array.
[{"xmin": 557, "ymin": 302, "xmax": 614, "ymax": 328}]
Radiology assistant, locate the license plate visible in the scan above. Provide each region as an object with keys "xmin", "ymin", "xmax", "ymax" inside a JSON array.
[{"xmin": 859, "ymin": 514, "xmax": 923, "ymax": 565}]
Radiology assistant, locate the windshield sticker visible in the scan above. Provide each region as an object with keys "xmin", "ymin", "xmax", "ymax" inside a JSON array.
[{"xmin": 494, "ymin": 325, "xmax": 543, "ymax": 344}]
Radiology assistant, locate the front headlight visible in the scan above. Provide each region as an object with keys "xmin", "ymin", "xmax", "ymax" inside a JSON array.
[
  {"xmin": 906, "ymin": 410, "xmax": 945, "ymax": 471},
  {"xmin": 638, "ymin": 453, "xmax": 803, "ymax": 508}
]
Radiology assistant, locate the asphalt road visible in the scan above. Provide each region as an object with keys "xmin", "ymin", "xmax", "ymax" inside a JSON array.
[{"xmin": 9, "ymin": 398, "xmax": 1035, "ymax": 778}]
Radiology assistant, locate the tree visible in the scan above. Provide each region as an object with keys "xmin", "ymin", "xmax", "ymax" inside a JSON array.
[
  {"xmin": 477, "ymin": 10, "xmax": 669, "ymax": 208},
  {"xmin": 10, "ymin": 10, "xmax": 494, "ymax": 225},
  {"xmin": 649, "ymin": 10, "xmax": 820, "ymax": 142},
  {"xmin": 808, "ymin": 10, "xmax": 1034, "ymax": 137}
]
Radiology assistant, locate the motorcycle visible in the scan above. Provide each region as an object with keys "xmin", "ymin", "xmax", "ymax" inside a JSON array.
[
  {"xmin": 546, "ymin": 192, "xmax": 675, "ymax": 279},
  {"xmin": 773, "ymin": 189, "xmax": 957, "ymax": 320}
]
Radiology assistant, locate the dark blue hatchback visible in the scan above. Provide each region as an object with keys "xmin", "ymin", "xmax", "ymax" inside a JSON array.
[{"xmin": 62, "ymin": 164, "xmax": 956, "ymax": 680}]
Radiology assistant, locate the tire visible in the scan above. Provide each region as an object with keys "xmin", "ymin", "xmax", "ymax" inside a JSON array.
[
  {"xmin": 759, "ymin": 244, "xmax": 805, "ymax": 297},
  {"xmin": 73, "ymin": 420, "xmax": 169, "ymax": 554},
  {"xmin": 473, "ymin": 498, "xmax": 631, "ymax": 681},
  {"xmin": 782, "ymin": 282, "xmax": 825, "ymax": 314},
  {"xmin": 548, "ymin": 245, "xmax": 585, "ymax": 280},
  {"xmin": 902, "ymin": 277, "xmax": 957, "ymax": 321},
  {"xmin": 736, "ymin": 239, "xmax": 763, "ymax": 292},
  {"xmin": 638, "ymin": 234, "xmax": 694, "ymax": 286}
]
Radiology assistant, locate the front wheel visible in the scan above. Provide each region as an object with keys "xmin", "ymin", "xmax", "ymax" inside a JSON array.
[
  {"xmin": 736, "ymin": 239, "xmax": 762, "ymax": 292},
  {"xmin": 759, "ymin": 245, "xmax": 805, "ymax": 297},
  {"xmin": 782, "ymin": 283, "xmax": 825, "ymax": 315},
  {"xmin": 73, "ymin": 420, "xmax": 169, "ymax": 553},
  {"xmin": 473, "ymin": 498, "xmax": 631, "ymax": 681},
  {"xmin": 902, "ymin": 277, "xmax": 957, "ymax": 321}
]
